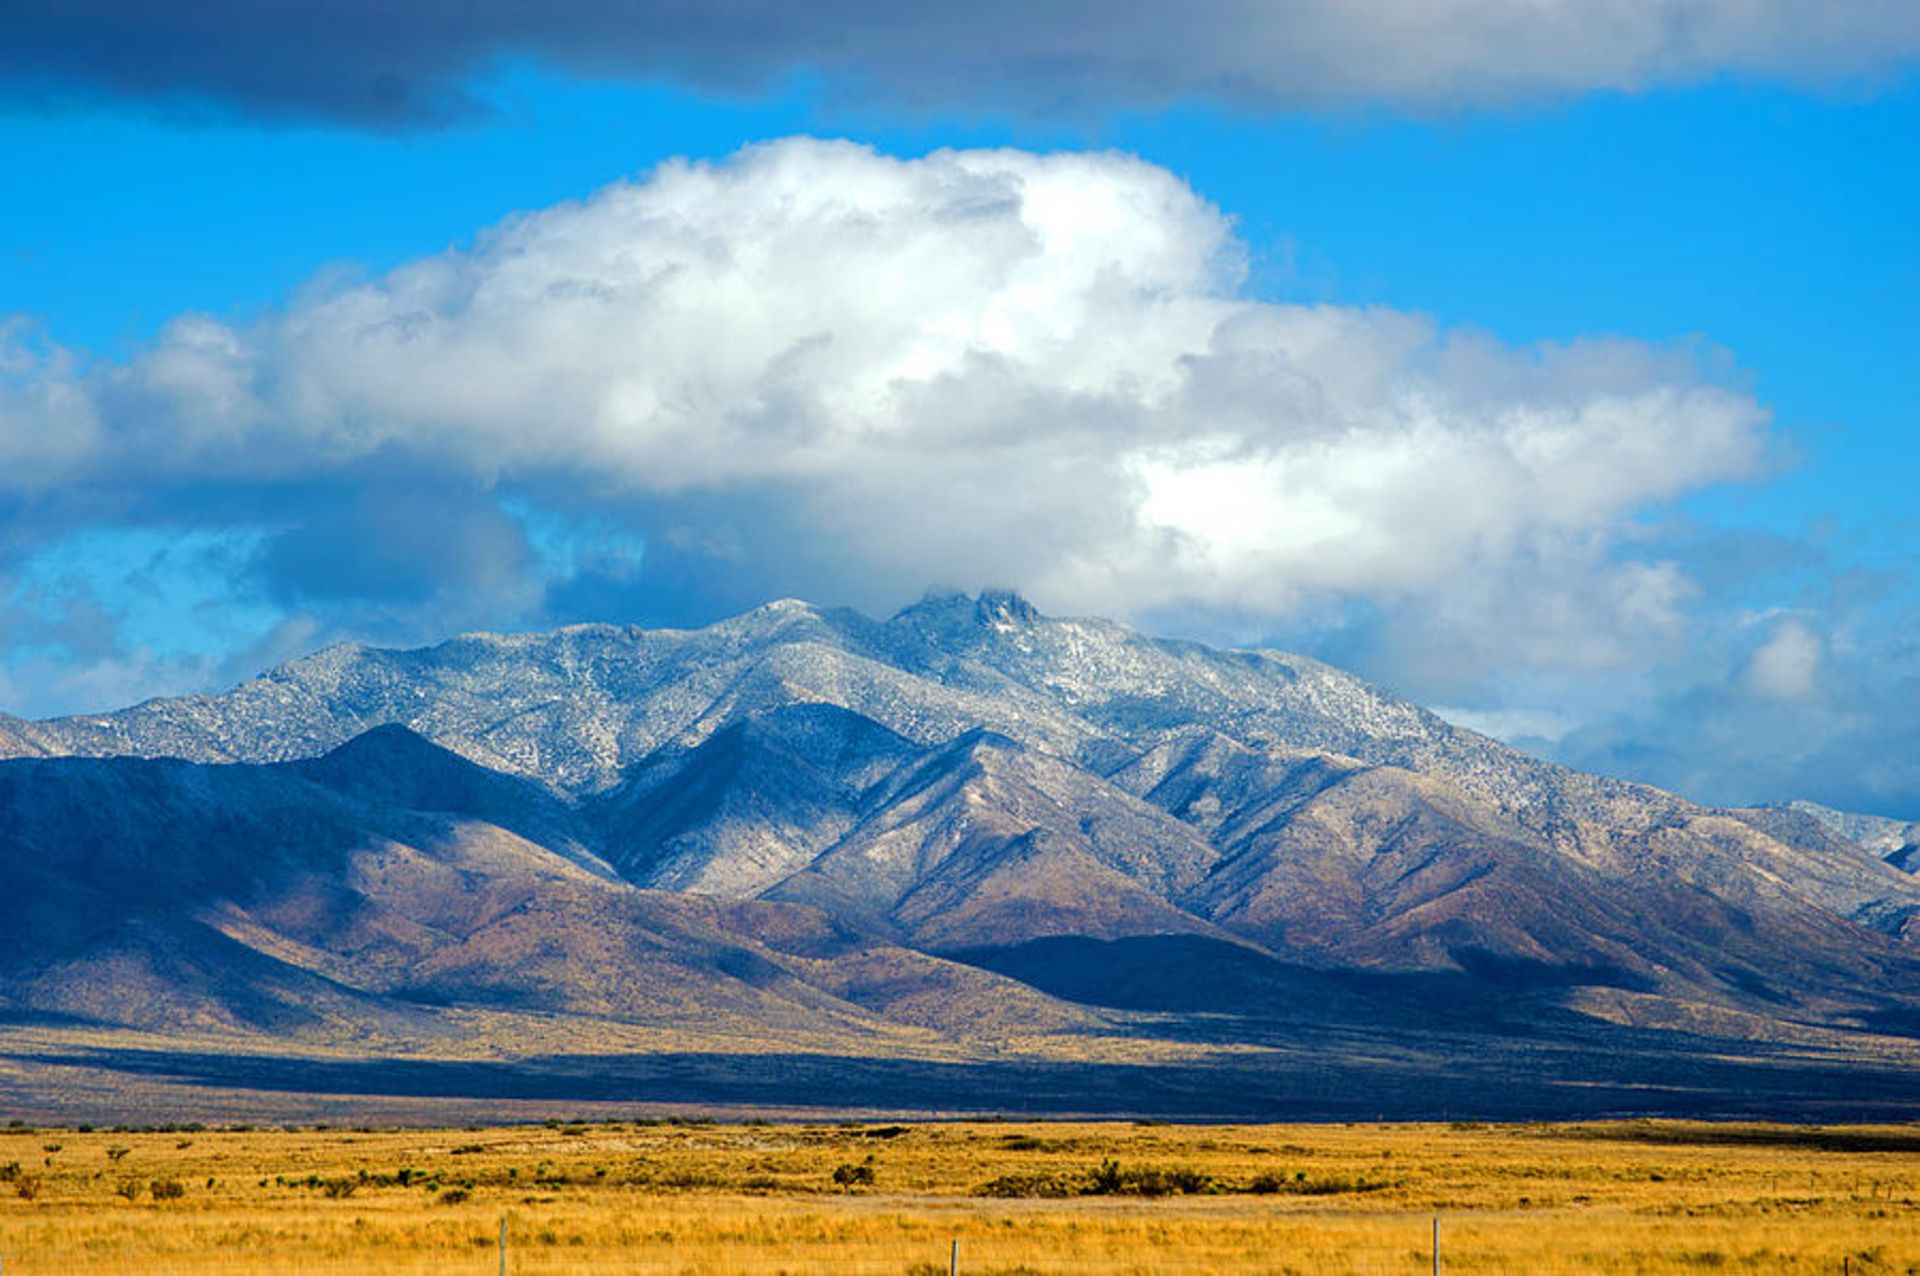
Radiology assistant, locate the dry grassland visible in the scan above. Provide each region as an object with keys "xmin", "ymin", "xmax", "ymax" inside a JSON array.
[{"xmin": 0, "ymin": 1117, "xmax": 1915, "ymax": 1274}]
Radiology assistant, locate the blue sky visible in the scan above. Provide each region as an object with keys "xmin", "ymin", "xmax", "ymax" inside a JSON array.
[{"xmin": 1, "ymin": 3, "xmax": 1917, "ymax": 815}]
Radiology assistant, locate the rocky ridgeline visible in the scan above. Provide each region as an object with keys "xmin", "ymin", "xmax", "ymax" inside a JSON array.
[
  {"xmin": 3, "ymin": 591, "xmax": 1918, "ymax": 1039},
  {"xmin": 2, "ymin": 591, "xmax": 1616, "ymax": 810}
]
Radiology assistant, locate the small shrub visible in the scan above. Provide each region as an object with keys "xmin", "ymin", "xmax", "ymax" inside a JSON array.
[
  {"xmin": 113, "ymin": 1177, "xmax": 143, "ymax": 1201},
  {"xmin": 321, "ymin": 1178, "xmax": 359, "ymax": 1200},
  {"xmin": 150, "ymin": 1178, "xmax": 186, "ymax": 1201},
  {"xmin": 1249, "ymin": 1173, "xmax": 1283, "ymax": 1195},
  {"xmin": 0, "ymin": 1161, "xmax": 18, "ymax": 1182},
  {"xmin": 1088, "ymin": 1159, "xmax": 1124, "ymax": 1195},
  {"xmin": 1160, "ymin": 1166, "xmax": 1215, "ymax": 1195},
  {"xmin": 1284, "ymin": 1174, "xmax": 1393, "ymax": 1196},
  {"xmin": 977, "ymin": 1172, "xmax": 1076, "ymax": 1199},
  {"xmin": 832, "ymin": 1162, "xmax": 876, "ymax": 1187},
  {"xmin": 439, "ymin": 1188, "xmax": 472, "ymax": 1205},
  {"xmin": 106, "ymin": 1146, "xmax": 131, "ymax": 1163},
  {"xmin": 1081, "ymin": 1159, "xmax": 1214, "ymax": 1197},
  {"xmin": 1125, "ymin": 1168, "xmax": 1181, "ymax": 1198},
  {"xmin": 14, "ymin": 1175, "xmax": 41, "ymax": 1201}
]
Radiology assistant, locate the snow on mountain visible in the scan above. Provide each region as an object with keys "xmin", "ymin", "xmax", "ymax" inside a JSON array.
[{"xmin": 5, "ymin": 591, "xmax": 1920, "ymax": 1069}]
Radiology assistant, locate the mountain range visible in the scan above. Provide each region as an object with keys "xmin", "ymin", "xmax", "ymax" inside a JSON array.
[{"xmin": 2, "ymin": 591, "xmax": 1917, "ymax": 1122}]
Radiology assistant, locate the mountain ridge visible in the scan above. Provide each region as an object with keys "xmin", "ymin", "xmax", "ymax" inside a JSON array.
[{"xmin": 4, "ymin": 592, "xmax": 1920, "ymax": 1119}]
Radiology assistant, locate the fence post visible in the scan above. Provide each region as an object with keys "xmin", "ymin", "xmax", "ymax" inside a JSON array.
[
  {"xmin": 950, "ymin": 1237, "xmax": 959, "ymax": 1275},
  {"xmin": 1433, "ymin": 1215, "xmax": 1440, "ymax": 1276},
  {"xmin": 499, "ymin": 1216, "xmax": 507, "ymax": 1276}
]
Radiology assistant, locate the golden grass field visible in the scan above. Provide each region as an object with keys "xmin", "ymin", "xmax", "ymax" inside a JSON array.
[{"xmin": 0, "ymin": 1117, "xmax": 1914, "ymax": 1274}]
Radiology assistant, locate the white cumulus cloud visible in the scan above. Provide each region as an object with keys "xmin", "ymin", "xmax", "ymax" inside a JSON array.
[{"xmin": 0, "ymin": 138, "xmax": 1770, "ymax": 663}]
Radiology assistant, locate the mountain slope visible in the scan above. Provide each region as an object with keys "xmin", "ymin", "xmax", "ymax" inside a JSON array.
[
  {"xmin": 1745, "ymin": 799, "xmax": 1920, "ymax": 875},
  {"xmin": 9, "ymin": 595, "xmax": 1919, "ymax": 966},
  {"xmin": 586, "ymin": 704, "xmax": 924, "ymax": 895},
  {"xmin": 4, "ymin": 593, "xmax": 1920, "ymax": 1117},
  {"xmin": 0, "ymin": 735, "xmax": 1102, "ymax": 1050},
  {"xmin": 0, "ymin": 592, "xmax": 1584, "ymax": 803}
]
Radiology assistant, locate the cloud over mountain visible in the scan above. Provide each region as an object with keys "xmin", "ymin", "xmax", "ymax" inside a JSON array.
[
  {"xmin": 3, "ymin": 1, "xmax": 1916, "ymax": 126},
  {"xmin": 0, "ymin": 140, "xmax": 1766, "ymax": 638}
]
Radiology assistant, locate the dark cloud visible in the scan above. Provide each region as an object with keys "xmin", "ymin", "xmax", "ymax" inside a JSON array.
[
  {"xmin": 1549, "ymin": 656, "xmax": 1920, "ymax": 818},
  {"xmin": 2, "ymin": 1, "xmax": 1916, "ymax": 127},
  {"xmin": 0, "ymin": 1, "xmax": 491, "ymax": 128},
  {"xmin": 253, "ymin": 483, "xmax": 533, "ymax": 608}
]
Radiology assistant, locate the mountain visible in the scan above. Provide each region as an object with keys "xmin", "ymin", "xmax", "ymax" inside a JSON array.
[
  {"xmin": 1748, "ymin": 799, "xmax": 1920, "ymax": 874},
  {"xmin": 3, "ymin": 592, "xmax": 1919, "ymax": 1121},
  {"xmin": 0, "ymin": 591, "xmax": 1565, "ymax": 800},
  {"xmin": 0, "ymin": 731, "xmax": 1099, "ymax": 1049}
]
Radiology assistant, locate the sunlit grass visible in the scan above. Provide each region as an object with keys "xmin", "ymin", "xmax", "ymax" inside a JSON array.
[{"xmin": 1, "ymin": 1119, "xmax": 1915, "ymax": 1273}]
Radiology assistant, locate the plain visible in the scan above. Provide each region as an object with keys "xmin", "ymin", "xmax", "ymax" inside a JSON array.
[{"xmin": 1, "ymin": 1118, "xmax": 1916, "ymax": 1274}]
